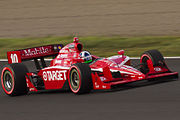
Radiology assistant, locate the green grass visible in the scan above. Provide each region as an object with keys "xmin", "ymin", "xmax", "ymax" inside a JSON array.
[{"xmin": 0, "ymin": 36, "xmax": 180, "ymax": 58}]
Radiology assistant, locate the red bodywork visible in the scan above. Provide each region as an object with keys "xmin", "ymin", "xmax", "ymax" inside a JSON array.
[{"xmin": 7, "ymin": 38, "xmax": 178, "ymax": 92}]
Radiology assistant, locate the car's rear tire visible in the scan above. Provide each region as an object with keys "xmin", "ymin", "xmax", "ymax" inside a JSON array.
[
  {"xmin": 140, "ymin": 50, "xmax": 165, "ymax": 74},
  {"xmin": 68, "ymin": 63, "xmax": 92, "ymax": 94},
  {"xmin": 1, "ymin": 63, "xmax": 29, "ymax": 96}
]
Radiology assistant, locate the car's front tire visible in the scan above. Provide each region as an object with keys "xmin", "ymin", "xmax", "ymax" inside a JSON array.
[{"xmin": 140, "ymin": 50, "xmax": 165, "ymax": 74}]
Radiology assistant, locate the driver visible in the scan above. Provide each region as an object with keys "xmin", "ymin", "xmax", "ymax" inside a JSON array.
[{"xmin": 79, "ymin": 51, "xmax": 92, "ymax": 63}]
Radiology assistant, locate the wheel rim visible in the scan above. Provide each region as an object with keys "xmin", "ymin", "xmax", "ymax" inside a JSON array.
[
  {"xmin": 3, "ymin": 70, "xmax": 14, "ymax": 92},
  {"xmin": 70, "ymin": 68, "xmax": 80, "ymax": 91}
]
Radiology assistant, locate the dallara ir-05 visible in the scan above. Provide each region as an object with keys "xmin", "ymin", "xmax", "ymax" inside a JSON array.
[{"xmin": 1, "ymin": 37, "xmax": 178, "ymax": 96}]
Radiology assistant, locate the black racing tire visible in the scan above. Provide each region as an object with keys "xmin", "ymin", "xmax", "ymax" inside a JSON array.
[
  {"xmin": 140, "ymin": 50, "xmax": 165, "ymax": 74},
  {"xmin": 68, "ymin": 63, "xmax": 93, "ymax": 94},
  {"xmin": 1, "ymin": 63, "xmax": 29, "ymax": 96}
]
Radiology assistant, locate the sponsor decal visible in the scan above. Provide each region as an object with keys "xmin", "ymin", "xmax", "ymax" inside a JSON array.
[
  {"xmin": 58, "ymin": 46, "xmax": 62, "ymax": 51},
  {"xmin": 29, "ymin": 88, "xmax": 35, "ymax": 91},
  {"xmin": 100, "ymin": 77, "xmax": 107, "ymax": 81},
  {"xmin": 154, "ymin": 67, "xmax": 162, "ymax": 72},
  {"xmin": 43, "ymin": 70, "xmax": 67, "ymax": 81},
  {"xmin": 22, "ymin": 47, "xmax": 50, "ymax": 57},
  {"xmin": 68, "ymin": 44, "xmax": 75, "ymax": 49},
  {"xmin": 95, "ymin": 82, "xmax": 100, "ymax": 88},
  {"xmin": 58, "ymin": 54, "xmax": 68, "ymax": 58},
  {"xmin": 61, "ymin": 54, "xmax": 68, "ymax": 57},
  {"xmin": 60, "ymin": 49, "xmax": 69, "ymax": 53},
  {"xmin": 55, "ymin": 60, "xmax": 62, "ymax": 64}
]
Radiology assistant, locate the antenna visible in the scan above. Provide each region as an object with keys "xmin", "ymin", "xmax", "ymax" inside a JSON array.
[{"xmin": 73, "ymin": 32, "xmax": 79, "ymax": 37}]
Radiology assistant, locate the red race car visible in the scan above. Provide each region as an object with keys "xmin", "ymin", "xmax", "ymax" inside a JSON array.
[{"xmin": 1, "ymin": 37, "xmax": 178, "ymax": 96}]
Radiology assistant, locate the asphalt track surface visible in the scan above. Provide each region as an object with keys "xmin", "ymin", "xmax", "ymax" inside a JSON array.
[
  {"xmin": 0, "ymin": 0, "xmax": 180, "ymax": 37},
  {"xmin": 0, "ymin": 59, "xmax": 179, "ymax": 120}
]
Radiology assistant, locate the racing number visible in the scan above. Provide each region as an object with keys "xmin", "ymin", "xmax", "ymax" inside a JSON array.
[{"xmin": 11, "ymin": 54, "xmax": 18, "ymax": 63}]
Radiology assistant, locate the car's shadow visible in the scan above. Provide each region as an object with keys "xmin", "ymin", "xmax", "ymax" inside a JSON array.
[
  {"xmin": 94, "ymin": 78, "xmax": 178, "ymax": 94},
  {"xmin": 27, "ymin": 78, "xmax": 178, "ymax": 96},
  {"xmin": 28, "ymin": 88, "xmax": 71, "ymax": 96}
]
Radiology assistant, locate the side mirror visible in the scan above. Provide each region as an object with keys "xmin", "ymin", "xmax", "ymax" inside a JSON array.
[{"xmin": 118, "ymin": 50, "xmax": 124, "ymax": 55}]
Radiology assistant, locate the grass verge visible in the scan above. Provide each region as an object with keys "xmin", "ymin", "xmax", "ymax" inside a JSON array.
[{"xmin": 0, "ymin": 36, "xmax": 179, "ymax": 58}]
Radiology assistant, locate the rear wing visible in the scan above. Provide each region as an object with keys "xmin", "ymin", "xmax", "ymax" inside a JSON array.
[{"xmin": 7, "ymin": 44, "xmax": 63, "ymax": 69}]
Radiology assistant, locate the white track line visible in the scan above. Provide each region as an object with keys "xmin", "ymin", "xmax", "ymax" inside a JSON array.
[
  {"xmin": 131, "ymin": 57, "xmax": 180, "ymax": 59},
  {"xmin": 0, "ymin": 57, "xmax": 180, "ymax": 62},
  {"xmin": 0, "ymin": 59, "xmax": 8, "ymax": 61}
]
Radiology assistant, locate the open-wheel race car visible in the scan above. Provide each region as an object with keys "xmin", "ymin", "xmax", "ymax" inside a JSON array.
[{"xmin": 1, "ymin": 37, "xmax": 178, "ymax": 96}]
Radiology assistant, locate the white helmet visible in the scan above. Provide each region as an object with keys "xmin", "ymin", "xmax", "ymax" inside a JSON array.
[{"xmin": 79, "ymin": 51, "xmax": 92, "ymax": 63}]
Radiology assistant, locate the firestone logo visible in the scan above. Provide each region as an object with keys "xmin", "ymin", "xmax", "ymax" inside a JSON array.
[
  {"xmin": 154, "ymin": 67, "xmax": 162, "ymax": 72},
  {"xmin": 43, "ymin": 70, "xmax": 67, "ymax": 81},
  {"xmin": 23, "ymin": 47, "xmax": 50, "ymax": 56}
]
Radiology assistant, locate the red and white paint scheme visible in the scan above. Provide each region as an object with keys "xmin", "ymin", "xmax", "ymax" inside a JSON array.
[{"xmin": 1, "ymin": 37, "xmax": 178, "ymax": 96}]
